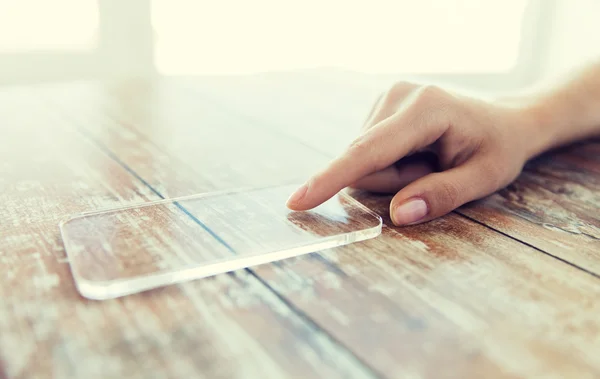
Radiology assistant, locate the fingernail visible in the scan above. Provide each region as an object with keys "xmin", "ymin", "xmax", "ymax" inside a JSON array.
[
  {"xmin": 392, "ymin": 198, "xmax": 428, "ymax": 225},
  {"xmin": 286, "ymin": 183, "xmax": 308, "ymax": 207}
]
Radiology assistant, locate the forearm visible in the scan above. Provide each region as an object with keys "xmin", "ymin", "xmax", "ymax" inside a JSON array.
[{"xmin": 522, "ymin": 60, "xmax": 600, "ymax": 159}]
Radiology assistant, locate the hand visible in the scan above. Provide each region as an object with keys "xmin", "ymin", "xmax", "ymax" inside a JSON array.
[{"xmin": 286, "ymin": 82, "xmax": 538, "ymax": 226}]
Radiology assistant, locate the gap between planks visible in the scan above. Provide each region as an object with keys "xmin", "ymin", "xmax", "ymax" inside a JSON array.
[
  {"xmin": 456, "ymin": 211, "xmax": 600, "ymax": 280},
  {"xmin": 51, "ymin": 107, "xmax": 387, "ymax": 379}
]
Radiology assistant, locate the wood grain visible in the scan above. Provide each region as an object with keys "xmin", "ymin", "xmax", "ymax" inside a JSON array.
[
  {"xmin": 458, "ymin": 141, "xmax": 600, "ymax": 275},
  {"xmin": 257, "ymin": 196, "xmax": 600, "ymax": 379},
  {"xmin": 0, "ymin": 87, "xmax": 378, "ymax": 379},
  {"xmin": 40, "ymin": 79, "xmax": 600, "ymax": 378}
]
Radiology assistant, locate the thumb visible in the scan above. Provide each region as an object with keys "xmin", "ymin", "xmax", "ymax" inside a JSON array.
[{"xmin": 389, "ymin": 160, "xmax": 499, "ymax": 226}]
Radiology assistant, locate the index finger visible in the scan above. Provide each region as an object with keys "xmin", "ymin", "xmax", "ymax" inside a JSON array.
[{"xmin": 286, "ymin": 110, "xmax": 446, "ymax": 211}]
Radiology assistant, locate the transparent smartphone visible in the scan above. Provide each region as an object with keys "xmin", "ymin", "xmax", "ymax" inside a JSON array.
[{"xmin": 60, "ymin": 184, "xmax": 382, "ymax": 300}]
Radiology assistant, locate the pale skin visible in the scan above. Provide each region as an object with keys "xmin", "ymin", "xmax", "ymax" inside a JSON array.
[{"xmin": 286, "ymin": 60, "xmax": 600, "ymax": 226}]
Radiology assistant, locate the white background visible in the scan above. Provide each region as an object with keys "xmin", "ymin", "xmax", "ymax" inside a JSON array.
[{"xmin": 0, "ymin": 0, "xmax": 598, "ymax": 92}]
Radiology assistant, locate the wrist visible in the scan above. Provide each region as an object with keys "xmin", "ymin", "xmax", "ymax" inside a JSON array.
[
  {"xmin": 519, "ymin": 98, "xmax": 564, "ymax": 160},
  {"xmin": 509, "ymin": 79, "xmax": 600, "ymax": 160},
  {"xmin": 494, "ymin": 95, "xmax": 558, "ymax": 162},
  {"xmin": 501, "ymin": 92, "xmax": 585, "ymax": 161}
]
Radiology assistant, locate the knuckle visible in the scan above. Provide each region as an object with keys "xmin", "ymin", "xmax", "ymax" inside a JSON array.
[
  {"xmin": 410, "ymin": 85, "xmax": 455, "ymax": 134},
  {"xmin": 437, "ymin": 179, "xmax": 463, "ymax": 208},
  {"xmin": 382, "ymin": 81, "xmax": 415, "ymax": 106},
  {"xmin": 381, "ymin": 90, "xmax": 401, "ymax": 107},
  {"xmin": 348, "ymin": 136, "xmax": 369, "ymax": 155},
  {"xmin": 390, "ymin": 81, "xmax": 415, "ymax": 94},
  {"xmin": 347, "ymin": 137, "xmax": 385, "ymax": 172},
  {"xmin": 347, "ymin": 137, "xmax": 374, "ymax": 162},
  {"xmin": 415, "ymin": 84, "xmax": 446, "ymax": 105}
]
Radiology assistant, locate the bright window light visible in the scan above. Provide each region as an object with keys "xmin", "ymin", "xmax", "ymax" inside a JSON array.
[
  {"xmin": 152, "ymin": 0, "xmax": 530, "ymax": 75},
  {"xmin": 0, "ymin": 1, "xmax": 99, "ymax": 52}
]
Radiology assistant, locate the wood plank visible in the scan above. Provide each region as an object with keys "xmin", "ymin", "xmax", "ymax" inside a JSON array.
[
  {"xmin": 0, "ymin": 87, "xmax": 378, "ymax": 379},
  {"xmin": 258, "ymin": 195, "xmax": 600, "ymax": 379},
  {"xmin": 458, "ymin": 141, "xmax": 600, "ymax": 274},
  {"xmin": 44, "ymin": 79, "xmax": 600, "ymax": 378},
  {"xmin": 45, "ymin": 80, "xmax": 329, "ymax": 193},
  {"xmin": 180, "ymin": 72, "xmax": 376, "ymax": 156}
]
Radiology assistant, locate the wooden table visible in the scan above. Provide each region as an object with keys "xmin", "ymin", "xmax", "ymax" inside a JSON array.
[{"xmin": 1, "ymin": 72, "xmax": 599, "ymax": 379}]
